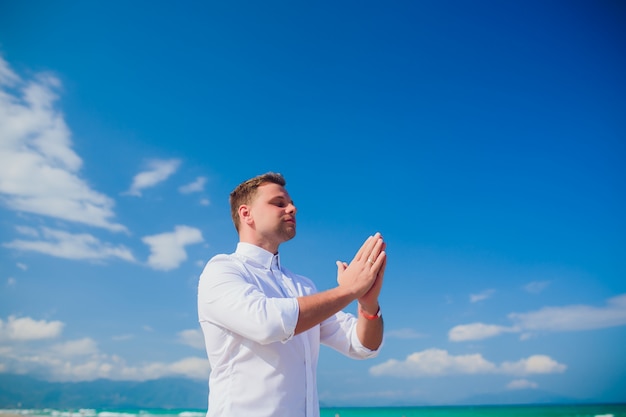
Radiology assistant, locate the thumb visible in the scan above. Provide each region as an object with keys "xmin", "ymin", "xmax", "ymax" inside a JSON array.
[{"xmin": 336, "ymin": 260, "xmax": 347, "ymax": 273}]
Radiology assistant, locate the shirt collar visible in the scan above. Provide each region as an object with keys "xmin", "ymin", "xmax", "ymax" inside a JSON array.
[{"xmin": 236, "ymin": 242, "xmax": 281, "ymax": 270}]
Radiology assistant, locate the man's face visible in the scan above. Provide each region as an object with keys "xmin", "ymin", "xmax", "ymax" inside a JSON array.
[{"xmin": 249, "ymin": 182, "xmax": 297, "ymax": 245}]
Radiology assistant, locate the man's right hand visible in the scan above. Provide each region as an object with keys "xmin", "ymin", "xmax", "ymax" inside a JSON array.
[{"xmin": 336, "ymin": 233, "xmax": 386, "ymax": 298}]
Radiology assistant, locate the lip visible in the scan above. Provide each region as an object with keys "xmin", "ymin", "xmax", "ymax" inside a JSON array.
[{"xmin": 284, "ymin": 218, "xmax": 296, "ymax": 225}]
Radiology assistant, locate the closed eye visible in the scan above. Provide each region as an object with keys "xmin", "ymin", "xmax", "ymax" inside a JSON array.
[{"xmin": 270, "ymin": 198, "xmax": 294, "ymax": 208}]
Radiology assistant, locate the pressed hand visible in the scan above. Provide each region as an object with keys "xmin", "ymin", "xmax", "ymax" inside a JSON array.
[
  {"xmin": 358, "ymin": 252, "xmax": 386, "ymax": 311},
  {"xmin": 336, "ymin": 233, "xmax": 386, "ymax": 299}
]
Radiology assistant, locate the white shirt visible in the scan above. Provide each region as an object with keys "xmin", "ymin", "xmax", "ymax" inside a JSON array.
[{"xmin": 198, "ymin": 242, "xmax": 378, "ymax": 417}]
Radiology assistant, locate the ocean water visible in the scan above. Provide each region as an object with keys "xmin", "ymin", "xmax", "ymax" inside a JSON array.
[{"xmin": 2, "ymin": 405, "xmax": 626, "ymax": 417}]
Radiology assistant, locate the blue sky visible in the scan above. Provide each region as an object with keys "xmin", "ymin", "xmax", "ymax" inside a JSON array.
[{"xmin": 0, "ymin": 0, "xmax": 625, "ymax": 406}]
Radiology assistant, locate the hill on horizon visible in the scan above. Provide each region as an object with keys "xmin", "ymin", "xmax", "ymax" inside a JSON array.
[
  {"xmin": 0, "ymin": 374, "xmax": 207, "ymax": 409},
  {"xmin": 0, "ymin": 373, "xmax": 613, "ymax": 410}
]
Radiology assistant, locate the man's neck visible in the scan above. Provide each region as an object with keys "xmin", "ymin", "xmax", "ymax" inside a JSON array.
[{"xmin": 239, "ymin": 236, "xmax": 279, "ymax": 255}]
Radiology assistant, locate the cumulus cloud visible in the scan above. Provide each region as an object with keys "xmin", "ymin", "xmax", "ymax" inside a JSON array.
[
  {"xmin": 178, "ymin": 328, "xmax": 205, "ymax": 350},
  {"xmin": 0, "ymin": 315, "xmax": 64, "ymax": 341},
  {"xmin": 179, "ymin": 176, "xmax": 207, "ymax": 194},
  {"xmin": 126, "ymin": 159, "xmax": 181, "ymax": 196},
  {"xmin": 470, "ymin": 289, "xmax": 495, "ymax": 303},
  {"xmin": 449, "ymin": 294, "xmax": 626, "ymax": 342},
  {"xmin": 0, "ymin": 56, "xmax": 126, "ymax": 232},
  {"xmin": 3, "ymin": 226, "xmax": 135, "ymax": 262},
  {"xmin": 3, "ymin": 347, "xmax": 209, "ymax": 382},
  {"xmin": 142, "ymin": 225, "xmax": 203, "ymax": 271},
  {"xmin": 0, "ymin": 319, "xmax": 209, "ymax": 381},
  {"xmin": 162, "ymin": 357, "xmax": 210, "ymax": 379},
  {"xmin": 507, "ymin": 379, "xmax": 538, "ymax": 390},
  {"xmin": 369, "ymin": 348, "xmax": 566, "ymax": 378},
  {"xmin": 0, "ymin": 58, "xmax": 20, "ymax": 84},
  {"xmin": 449, "ymin": 323, "xmax": 518, "ymax": 342},
  {"xmin": 509, "ymin": 294, "xmax": 626, "ymax": 332},
  {"xmin": 500, "ymin": 355, "xmax": 566, "ymax": 375},
  {"xmin": 50, "ymin": 337, "xmax": 99, "ymax": 357},
  {"xmin": 111, "ymin": 356, "xmax": 210, "ymax": 381},
  {"xmin": 370, "ymin": 349, "xmax": 496, "ymax": 377}
]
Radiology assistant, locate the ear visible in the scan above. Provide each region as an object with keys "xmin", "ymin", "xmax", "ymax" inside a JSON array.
[{"xmin": 238, "ymin": 204, "xmax": 254, "ymax": 226}]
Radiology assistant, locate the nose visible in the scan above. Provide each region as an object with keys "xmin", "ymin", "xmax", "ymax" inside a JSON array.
[{"xmin": 286, "ymin": 202, "xmax": 297, "ymax": 215}]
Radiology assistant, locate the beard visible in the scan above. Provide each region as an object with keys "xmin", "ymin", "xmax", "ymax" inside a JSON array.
[{"xmin": 277, "ymin": 223, "xmax": 296, "ymax": 242}]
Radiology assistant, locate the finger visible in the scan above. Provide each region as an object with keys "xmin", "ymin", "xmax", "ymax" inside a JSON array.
[
  {"xmin": 365, "ymin": 236, "xmax": 384, "ymax": 265},
  {"xmin": 336, "ymin": 260, "xmax": 347, "ymax": 273},
  {"xmin": 370, "ymin": 250, "xmax": 387, "ymax": 274},
  {"xmin": 353, "ymin": 235, "xmax": 373, "ymax": 262},
  {"xmin": 376, "ymin": 254, "xmax": 387, "ymax": 280},
  {"xmin": 362, "ymin": 232, "xmax": 381, "ymax": 253},
  {"xmin": 360, "ymin": 233, "xmax": 381, "ymax": 261}
]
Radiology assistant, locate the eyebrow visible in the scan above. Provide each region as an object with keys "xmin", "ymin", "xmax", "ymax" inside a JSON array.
[{"xmin": 270, "ymin": 195, "xmax": 294, "ymax": 205}]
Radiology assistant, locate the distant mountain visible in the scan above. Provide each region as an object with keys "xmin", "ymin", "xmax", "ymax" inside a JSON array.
[{"xmin": 0, "ymin": 374, "xmax": 208, "ymax": 409}]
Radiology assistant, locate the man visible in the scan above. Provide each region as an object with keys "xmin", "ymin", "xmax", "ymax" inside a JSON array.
[{"xmin": 198, "ymin": 172, "xmax": 386, "ymax": 417}]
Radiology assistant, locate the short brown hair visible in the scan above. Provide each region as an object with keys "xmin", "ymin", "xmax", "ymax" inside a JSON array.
[{"xmin": 229, "ymin": 172, "xmax": 286, "ymax": 231}]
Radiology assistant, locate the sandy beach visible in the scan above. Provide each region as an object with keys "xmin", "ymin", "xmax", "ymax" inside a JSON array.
[{"xmin": 0, "ymin": 413, "xmax": 23, "ymax": 417}]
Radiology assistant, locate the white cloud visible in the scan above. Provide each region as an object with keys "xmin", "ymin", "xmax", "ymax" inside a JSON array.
[
  {"xmin": 0, "ymin": 56, "xmax": 126, "ymax": 232},
  {"xmin": 507, "ymin": 379, "xmax": 538, "ymax": 390},
  {"xmin": 178, "ymin": 328, "xmax": 205, "ymax": 350},
  {"xmin": 470, "ymin": 289, "xmax": 495, "ymax": 303},
  {"xmin": 524, "ymin": 281, "xmax": 550, "ymax": 294},
  {"xmin": 449, "ymin": 294, "xmax": 626, "ymax": 341},
  {"xmin": 199, "ymin": 198, "xmax": 210, "ymax": 206},
  {"xmin": 16, "ymin": 262, "xmax": 28, "ymax": 270},
  {"xmin": 126, "ymin": 159, "xmax": 181, "ymax": 196},
  {"xmin": 0, "ymin": 315, "xmax": 64, "ymax": 341},
  {"xmin": 164, "ymin": 357, "xmax": 210, "ymax": 379},
  {"xmin": 370, "ymin": 349, "xmax": 497, "ymax": 377},
  {"xmin": 0, "ymin": 326, "xmax": 210, "ymax": 381},
  {"xmin": 6, "ymin": 277, "xmax": 16, "ymax": 287},
  {"xmin": 2, "ymin": 348, "xmax": 209, "ymax": 381},
  {"xmin": 386, "ymin": 328, "xmax": 427, "ymax": 339},
  {"xmin": 4, "ymin": 226, "xmax": 135, "ymax": 262},
  {"xmin": 179, "ymin": 176, "xmax": 207, "ymax": 194},
  {"xmin": 509, "ymin": 294, "xmax": 626, "ymax": 332},
  {"xmin": 15, "ymin": 226, "xmax": 39, "ymax": 238},
  {"xmin": 50, "ymin": 337, "xmax": 99, "ymax": 357},
  {"xmin": 142, "ymin": 225, "xmax": 203, "ymax": 271},
  {"xmin": 369, "ymin": 348, "xmax": 566, "ymax": 378},
  {"xmin": 500, "ymin": 355, "xmax": 567, "ymax": 375},
  {"xmin": 0, "ymin": 57, "xmax": 20, "ymax": 85},
  {"xmin": 449, "ymin": 323, "xmax": 518, "ymax": 342}
]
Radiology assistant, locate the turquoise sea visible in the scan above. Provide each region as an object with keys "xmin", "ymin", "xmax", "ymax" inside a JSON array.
[{"xmin": 2, "ymin": 405, "xmax": 626, "ymax": 417}]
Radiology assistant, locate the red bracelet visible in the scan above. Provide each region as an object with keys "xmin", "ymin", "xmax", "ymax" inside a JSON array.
[{"xmin": 359, "ymin": 305, "xmax": 382, "ymax": 320}]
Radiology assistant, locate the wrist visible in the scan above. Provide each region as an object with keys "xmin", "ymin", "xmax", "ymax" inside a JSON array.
[
  {"xmin": 358, "ymin": 301, "xmax": 380, "ymax": 317},
  {"xmin": 358, "ymin": 301, "xmax": 379, "ymax": 314},
  {"xmin": 359, "ymin": 306, "xmax": 382, "ymax": 320}
]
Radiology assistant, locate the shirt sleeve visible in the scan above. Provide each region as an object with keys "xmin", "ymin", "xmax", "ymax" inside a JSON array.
[
  {"xmin": 319, "ymin": 310, "xmax": 381, "ymax": 359},
  {"xmin": 198, "ymin": 255, "xmax": 299, "ymax": 344}
]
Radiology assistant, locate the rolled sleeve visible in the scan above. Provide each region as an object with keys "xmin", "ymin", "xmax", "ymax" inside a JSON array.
[
  {"xmin": 198, "ymin": 256, "xmax": 299, "ymax": 344},
  {"xmin": 320, "ymin": 310, "xmax": 380, "ymax": 359}
]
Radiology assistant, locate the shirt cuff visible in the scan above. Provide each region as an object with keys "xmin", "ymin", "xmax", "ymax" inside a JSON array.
[
  {"xmin": 349, "ymin": 320, "xmax": 383, "ymax": 358},
  {"xmin": 279, "ymin": 297, "xmax": 299, "ymax": 343}
]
